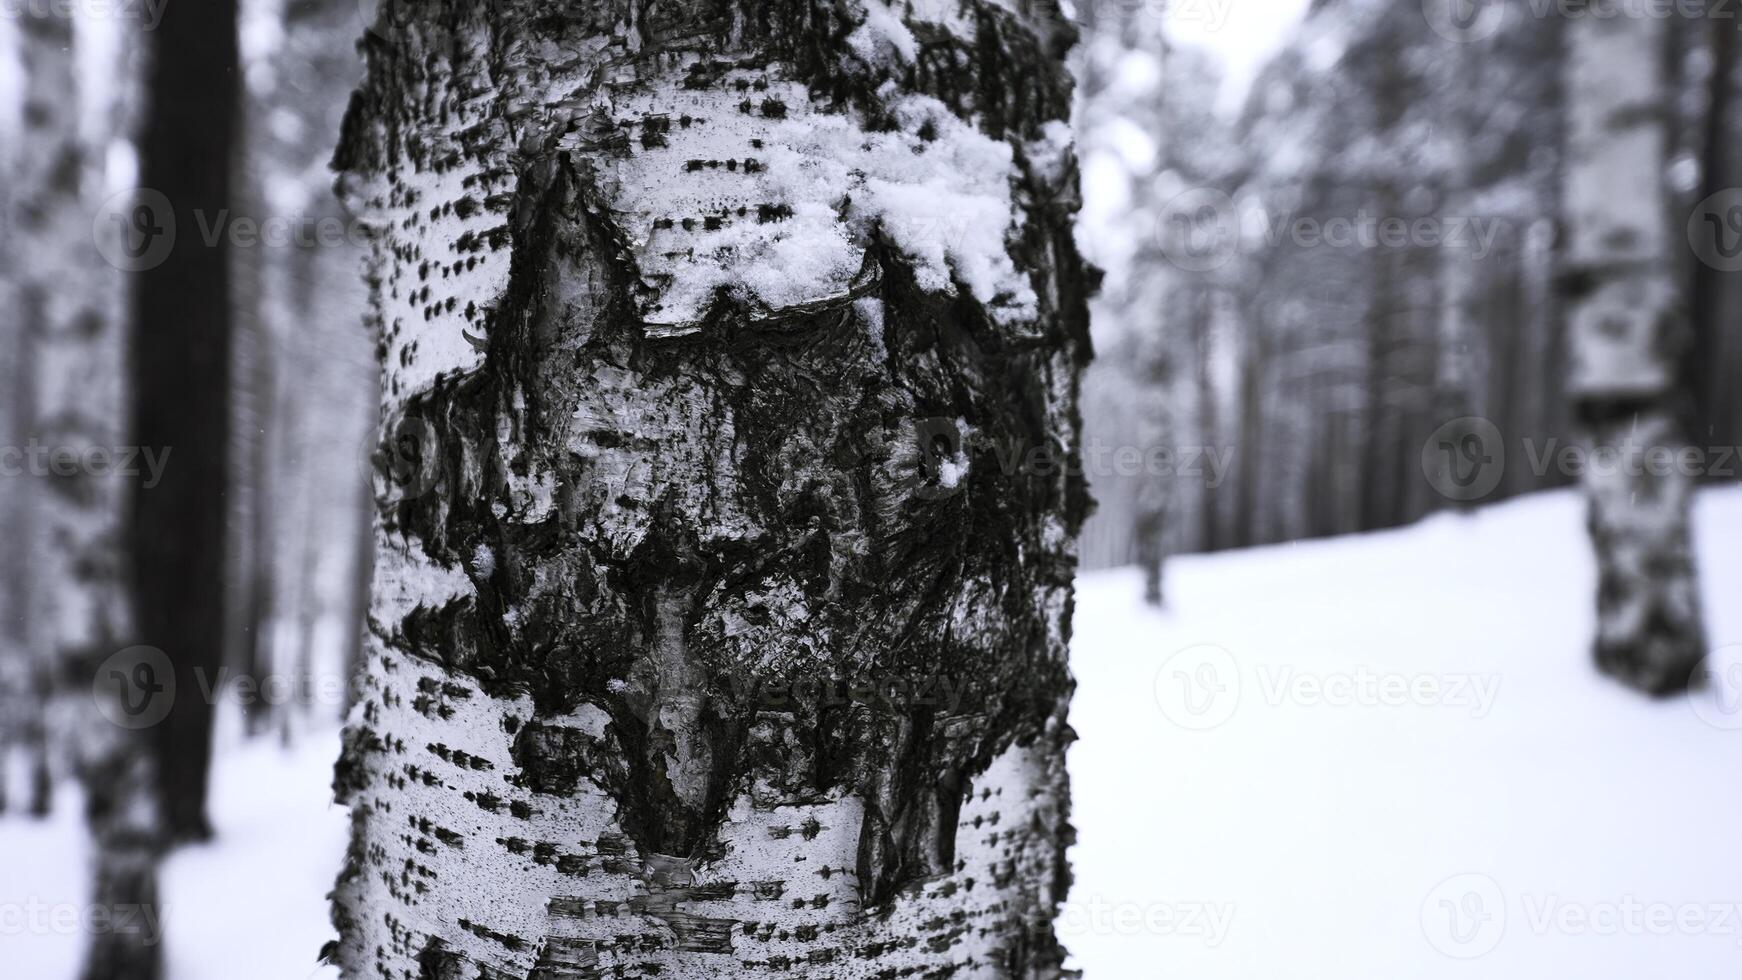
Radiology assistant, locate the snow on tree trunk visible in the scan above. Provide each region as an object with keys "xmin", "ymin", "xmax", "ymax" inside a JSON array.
[
  {"xmin": 1560, "ymin": 10, "xmax": 1706, "ymax": 695},
  {"xmin": 11, "ymin": 8, "xmax": 165, "ymax": 980},
  {"xmin": 327, "ymin": 0, "xmax": 1090, "ymax": 976}
]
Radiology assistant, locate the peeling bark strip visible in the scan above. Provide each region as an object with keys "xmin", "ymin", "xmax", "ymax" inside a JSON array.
[
  {"xmin": 1559, "ymin": 10, "xmax": 1705, "ymax": 695},
  {"xmin": 329, "ymin": 0, "xmax": 1090, "ymax": 976}
]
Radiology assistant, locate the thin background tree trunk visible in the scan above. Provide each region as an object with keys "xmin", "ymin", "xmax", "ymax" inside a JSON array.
[
  {"xmin": 12, "ymin": 8, "xmax": 165, "ymax": 979},
  {"xmin": 1559, "ymin": 9, "xmax": 1706, "ymax": 694},
  {"xmin": 1688, "ymin": 14, "xmax": 1740, "ymax": 453}
]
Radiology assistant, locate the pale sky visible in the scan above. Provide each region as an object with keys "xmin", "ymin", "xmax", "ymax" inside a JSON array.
[{"xmin": 1162, "ymin": 0, "xmax": 1315, "ymax": 115}]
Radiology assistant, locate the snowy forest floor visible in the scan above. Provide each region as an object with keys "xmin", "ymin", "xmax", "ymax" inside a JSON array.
[
  {"xmin": 6, "ymin": 486, "xmax": 1742, "ymax": 978},
  {"xmin": 1068, "ymin": 486, "xmax": 1742, "ymax": 978}
]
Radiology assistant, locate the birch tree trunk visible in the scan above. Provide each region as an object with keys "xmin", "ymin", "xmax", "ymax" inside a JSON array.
[
  {"xmin": 0, "ymin": 11, "xmax": 49, "ymax": 818},
  {"xmin": 328, "ymin": 0, "xmax": 1090, "ymax": 976},
  {"xmin": 13, "ymin": 8, "xmax": 165, "ymax": 979},
  {"xmin": 1560, "ymin": 10, "xmax": 1705, "ymax": 695}
]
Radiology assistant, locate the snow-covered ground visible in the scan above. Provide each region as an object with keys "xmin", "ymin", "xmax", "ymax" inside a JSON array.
[
  {"xmin": 1065, "ymin": 486, "xmax": 1742, "ymax": 978},
  {"xmin": 6, "ymin": 486, "xmax": 1742, "ymax": 978},
  {"xmin": 4, "ymin": 728, "xmax": 348, "ymax": 980}
]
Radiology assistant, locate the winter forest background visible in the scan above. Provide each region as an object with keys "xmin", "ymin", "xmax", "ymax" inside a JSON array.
[{"xmin": 2, "ymin": 0, "xmax": 1741, "ymax": 977}]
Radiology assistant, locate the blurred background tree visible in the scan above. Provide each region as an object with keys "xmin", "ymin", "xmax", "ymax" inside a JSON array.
[{"xmin": 1077, "ymin": 0, "xmax": 1741, "ymax": 652}]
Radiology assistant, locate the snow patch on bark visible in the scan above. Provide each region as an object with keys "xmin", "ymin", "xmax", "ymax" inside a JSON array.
[
  {"xmin": 370, "ymin": 532, "xmax": 474, "ymax": 629},
  {"xmin": 1026, "ymin": 119, "xmax": 1075, "ymax": 184},
  {"xmin": 573, "ymin": 73, "xmax": 1038, "ymax": 329},
  {"xmin": 847, "ymin": 0, "xmax": 918, "ymax": 66}
]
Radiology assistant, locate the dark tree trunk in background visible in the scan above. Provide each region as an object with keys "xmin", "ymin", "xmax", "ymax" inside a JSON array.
[
  {"xmin": 1192, "ymin": 288, "xmax": 1220, "ymax": 552},
  {"xmin": 1689, "ymin": 19, "xmax": 1740, "ymax": 452},
  {"xmin": 1363, "ymin": 239, "xmax": 1399, "ymax": 529},
  {"xmin": 237, "ymin": 148, "xmax": 279, "ymax": 739},
  {"xmin": 1234, "ymin": 320, "xmax": 1265, "ymax": 547},
  {"xmin": 327, "ymin": 0, "xmax": 1089, "ymax": 975},
  {"xmin": 1133, "ymin": 345, "xmax": 1171, "ymax": 605},
  {"xmin": 1559, "ymin": 10, "xmax": 1706, "ymax": 695},
  {"xmin": 129, "ymin": 0, "xmax": 240, "ymax": 841}
]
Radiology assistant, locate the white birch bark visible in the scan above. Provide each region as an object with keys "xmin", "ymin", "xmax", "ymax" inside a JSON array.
[
  {"xmin": 1560, "ymin": 9, "xmax": 1706, "ymax": 694},
  {"xmin": 329, "ymin": 0, "xmax": 1090, "ymax": 976},
  {"xmin": 0, "ymin": 10, "xmax": 48, "ymax": 816},
  {"xmin": 10, "ymin": 8, "xmax": 164, "ymax": 980}
]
